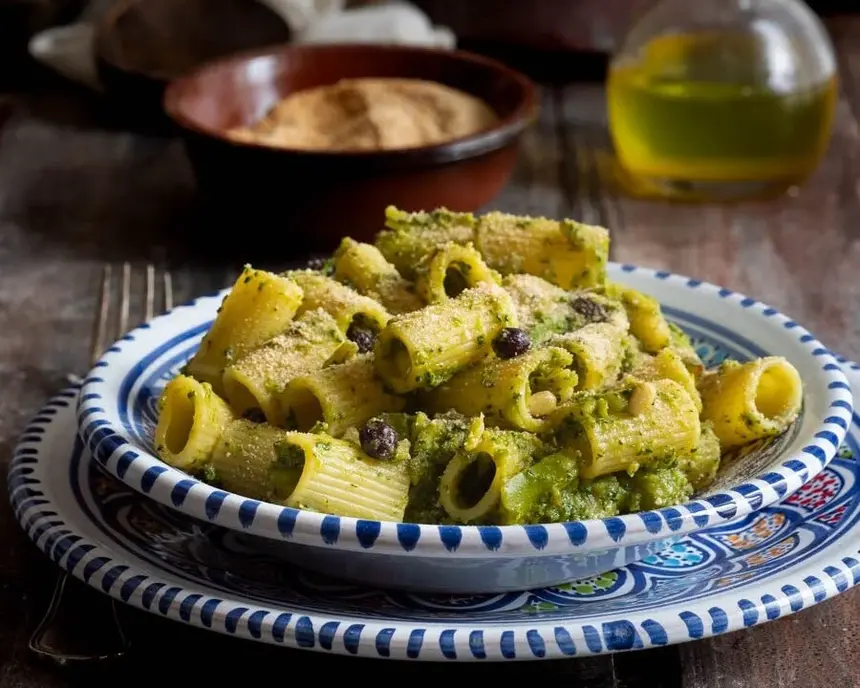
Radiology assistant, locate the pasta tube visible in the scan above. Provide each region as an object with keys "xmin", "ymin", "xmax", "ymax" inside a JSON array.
[
  {"xmin": 668, "ymin": 322, "xmax": 705, "ymax": 377},
  {"xmin": 547, "ymin": 323, "xmax": 629, "ymax": 391},
  {"xmin": 699, "ymin": 357, "xmax": 803, "ymax": 450},
  {"xmin": 324, "ymin": 340, "xmax": 360, "ymax": 366},
  {"xmin": 630, "ymin": 348, "xmax": 703, "ymax": 412},
  {"xmin": 221, "ymin": 309, "xmax": 344, "ymax": 425},
  {"xmin": 154, "ymin": 375, "xmax": 234, "ymax": 471},
  {"xmin": 374, "ymin": 205, "xmax": 476, "ymax": 278},
  {"xmin": 284, "ymin": 433, "xmax": 411, "ymax": 521},
  {"xmin": 374, "ymin": 282, "xmax": 518, "ymax": 393},
  {"xmin": 503, "ymin": 275, "xmax": 629, "ymax": 344},
  {"xmin": 555, "ymin": 378, "xmax": 701, "ymax": 479},
  {"xmin": 424, "ymin": 346, "xmax": 578, "ymax": 432},
  {"xmin": 280, "ymin": 354, "xmax": 406, "ymax": 436},
  {"xmin": 603, "ymin": 282, "xmax": 671, "ymax": 353},
  {"xmin": 439, "ymin": 429, "xmax": 544, "ymax": 523},
  {"xmin": 185, "ymin": 267, "xmax": 303, "ymax": 396},
  {"xmin": 414, "ymin": 242, "xmax": 500, "ymax": 303},
  {"xmin": 402, "ymin": 411, "xmax": 484, "ymax": 523},
  {"xmin": 332, "ymin": 238, "xmax": 423, "ymax": 314},
  {"xmin": 208, "ymin": 418, "xmax": 304, "ymax": 501},
  {"xmin": 288, "ymin": 269, "xmax": 391, "ymax": 335},
  {"xmin": 475, "ymin": 212, "xmax": 609, "ymax": 289}
]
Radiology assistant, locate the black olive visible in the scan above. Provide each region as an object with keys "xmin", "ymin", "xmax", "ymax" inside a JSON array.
[
  {"xmin": 571, "ymin": 296, "xmax": 608, "ymax": 323},
  {"xmin": 242, "ymin": 408, "xmax": 267, "ymax": 423},
  {"xmin": 347, "ymin": 321, "xmax": 376, "ymax": 353},
  {"xmin": 359, "ymin": 419, "xmax": 398, "ymax": 460},
  {"xmin": 492, "ymin": 327, "xmax": 531, "ymax": 359}
]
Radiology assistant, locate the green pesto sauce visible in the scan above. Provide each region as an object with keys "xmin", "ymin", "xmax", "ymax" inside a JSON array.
[
  {"xmin": 274, "ymin": 441, "xmax": 305, "ymax": 469},
  {"xmin": 402, "ymin": 411, "xmax": 474, "ymax": 524},
  {"xmin": 501, "ymin": 453, "xmax": 694, "ymax": 525}
]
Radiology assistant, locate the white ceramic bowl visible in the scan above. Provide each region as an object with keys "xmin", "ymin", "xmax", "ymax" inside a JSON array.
[{"xmin": 76, "ymin": 263, "xmax": 854, "ymax": 593}]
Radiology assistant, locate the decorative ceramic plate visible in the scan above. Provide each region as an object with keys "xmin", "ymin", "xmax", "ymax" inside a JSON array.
[
  {"xmin": 74, "ymin": 264, "xmax": 854, "ymax": 593},
  {"xmin": 10, "ymin": 365, "xmax": 860, "ymax": 660}
]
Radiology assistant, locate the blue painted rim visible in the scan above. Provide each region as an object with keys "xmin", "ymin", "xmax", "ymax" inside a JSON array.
[
  {"xmin": 9, "ymin": 381, "xmax": 860, "ymax": 660},
  {"xmin": 74, "ymin": 263, "xmax": 855, "ymax": 557}
]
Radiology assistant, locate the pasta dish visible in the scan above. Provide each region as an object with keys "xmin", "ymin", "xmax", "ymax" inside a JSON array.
[{"xmin": 153, "ymin": 207, "xmax": 803, "ymax": 525}]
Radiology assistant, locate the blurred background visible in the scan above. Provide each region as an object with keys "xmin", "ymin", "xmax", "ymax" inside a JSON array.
[
  {"xmin": 0, "ymin": 0, "xmax": 854, "ymax": 260},
  {"xmin": 3, "ymin": 0, "xmax": 855, "ymax": 88}
]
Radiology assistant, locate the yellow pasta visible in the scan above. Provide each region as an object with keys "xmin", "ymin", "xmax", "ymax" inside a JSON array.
[
  {"xmin": 154, "ymin": 375, "xmax": 235, "ymax": 471},
  {"xmin": 603, "ymin": 282, "xmax": 671, "ymax": 353},
  {"xmin": 668, "ymin": 322, "xmax": 705, "ymax": 376},
  {"xmin": 425, "ymin": 346, "xmax": 578, "ymax": 432},
  {"xmin": 414, "ymin": 242, "xmax": 500, "ymax": 303},
  {"xmin": 374, "ymin": 205, "xmax": 477, "ymax": 278},
  {"xmin": 332, "ymin": 238, "xmax": 423, "ymax": 314},
  {"xmin": 501, "ymin": 275, "xmax": 629, "ymax": 345},
  {"xmin": 547, "ymin": 323, "xmax": 629, "ymax": 391},
  {"xmin": 288, "ymin": 269, "xmax": 391, "ymax": 335},
  {"xmin": 631, "ymin": 347, "xmax": 703, "ymax": 412},
  {"xmin": 185, "ymin": 267, "xmax": 303, "ymax": 395},
  {"xmin": 554, "ymin": 378, "xmax": 701, "ymax": 479},
  {"xmin": 439, "ymin": 428, "xmax": 544, "ymax": 523},
  {"xmin": 208, "ymin": 418, "xmax": 304, "ymax": 501},
  {"xmin": 374, "ymin": 282, "xmax": 517, "ymax": 393},
  {"xmin": 324, "ymin": 340, "xmax": 360, "ymax": 366},
  {"xmin": 283, "ymin": 432, "xmax": 411, "ymax": 521},
  {"xmin": 280, "ymin": 354, "xmax": 406, "ymax": 436},
  {"xmin": 221, "ymin": 309, "xmax": 344, "ymax": 425},
  {"xmin": 475, "ymin": 212, "xmax": 610, "ymax": 288},
  {"xmin": 699, "ymin": 357, "xmax": 803, "ymax": 449}
]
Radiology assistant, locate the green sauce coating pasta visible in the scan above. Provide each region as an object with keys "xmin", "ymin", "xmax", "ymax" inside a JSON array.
[
  {"xmin": 157, "ymin": 206, "xmax": 804, "ymax": 526},
  {"xmin": 374, "ymin": 282, "xmax": 517, "ymax": 393}
]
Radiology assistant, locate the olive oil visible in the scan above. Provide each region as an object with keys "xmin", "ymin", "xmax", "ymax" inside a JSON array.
[{"xmin": 608, "ymin": 32, "xmax": 837, "ymax": 200}]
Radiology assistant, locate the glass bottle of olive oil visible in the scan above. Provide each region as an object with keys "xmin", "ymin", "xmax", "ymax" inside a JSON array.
[{"xmin": 608, "ymin": 0, "xmax": 838, "ymax": 201}]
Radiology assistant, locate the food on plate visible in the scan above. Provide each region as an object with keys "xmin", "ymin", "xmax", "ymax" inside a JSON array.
[
  {"xmin": 154, "ymin": 206, "xmax": 804, "ymax": 525},
  {"xmin": 226, "ymin": 78, "xmax": 498, "ymax": 152}
]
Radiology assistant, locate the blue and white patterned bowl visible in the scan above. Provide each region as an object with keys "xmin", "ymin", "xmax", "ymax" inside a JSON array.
[
  {"xmin": 76, "ymin": 264, "xmax": 854, "ymax": 593},
  {"xmin": 9, "ymin": 381, "xmax": 860, "ymax": 659}
]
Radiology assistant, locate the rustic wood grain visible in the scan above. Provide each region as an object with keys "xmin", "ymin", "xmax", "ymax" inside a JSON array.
[{"xmin": 0, "ymin": 18, "xmax": 859, "ymax": 688}]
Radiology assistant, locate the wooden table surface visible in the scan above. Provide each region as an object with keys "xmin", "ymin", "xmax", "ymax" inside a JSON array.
[{"xmin": 1, "ymin": 17, "xmax": 859, "ymax": 688}]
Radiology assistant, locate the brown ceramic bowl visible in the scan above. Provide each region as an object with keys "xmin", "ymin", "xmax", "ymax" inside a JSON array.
[{"xmin": 162, "ymin": 43, "xmax": 538, "ymax": 254}]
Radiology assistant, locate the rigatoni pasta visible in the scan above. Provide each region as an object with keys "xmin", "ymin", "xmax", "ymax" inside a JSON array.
[
  {"xmin": 155, "ymin": 375, "xmax": 235, "ymax": 471},
  {"xmin": 209, "ymin": 418, "xmax": 304, "ymax": 501},
  {"xmin": 554, "ymin": 378, "xmax": 701, "ymax": 479},
  {"xmin": 332, "ymin": 238, "xmax": 423, "ymax": 314},
  {"xmin": 185, "ymin": 266, "xmax": 303, "ymax": 395},
  {"xmin": 424, "ymin": 346, "xmax": 578, "ymax": 432},
  {"xmin": 154, "ymin": 205, "xmax": 805, "ymax": 526},
  {"xmin": 288, "ymin": 269, "xmax": 391, "ymax": 336},
  {"xmin": 374, "ymin": 282, "xmax": 517, "ymax": 393},
  {"xmin": 414, "ymin": 242, "xmax": 500, "ymax": 303},
  {"xmin": 699, "ymin": 357, "xmax": 803, "ymax": 449},
  {"xmin": 221, "ymin": 309, "xmax": 344, "ymax": 425},
  {"xmin": 375, "ymin": 205, "xmax": 476, "ymax": 278},
  {"xmin": 547, "ymin": 323, "xmax": 629, "ymax": 391},
  {"xmin": 631, "ymin": 347, "xmax": 703, "ymax": 412},
  {"xmin": 280, "ymin": 354, "xmax": 405, "ymax": 436},
  {"xmin": 603, "ymin": 282, "xmax": 672, "ymax": 353},
  {"xmin": 282, "ymin": 432, "xmax": 411, "ymax": 521},
  {"xmin": 439, "ymin": 429, "xmax": 545, "ymax": 523},
  {"xmin": 475, "ymin": 212, "xmax": 610, "ymax": 289}
]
